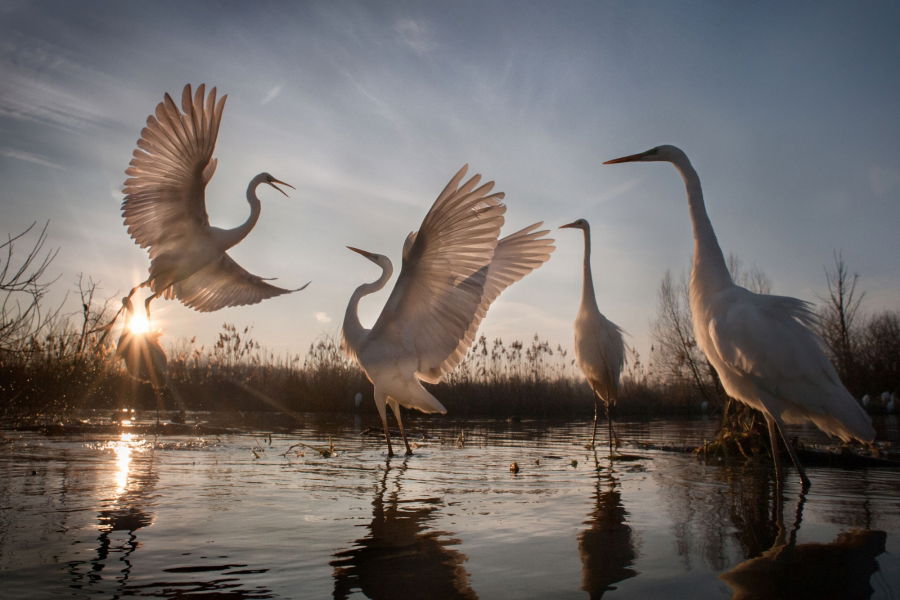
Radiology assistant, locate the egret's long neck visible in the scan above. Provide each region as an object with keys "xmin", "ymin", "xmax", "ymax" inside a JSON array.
[
  {"xmin": 218, "ymin": 176, "xmax": 263, "ymax": 250},
  {"xmin": 672, "ymin": 155, "xmax": 732, "ymax": 293},
  {"xmin": 343, "ymin": 259, "xmax": 394, "ymax": 353},
  {"xmin": 579, "ymin": 227, "xmax": 598, "ymax": 309}
]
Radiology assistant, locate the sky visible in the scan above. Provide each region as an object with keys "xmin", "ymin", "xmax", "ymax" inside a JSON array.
[{"xmin": 2, "ymin": 0, "xmax": 899, "ymax": 365}]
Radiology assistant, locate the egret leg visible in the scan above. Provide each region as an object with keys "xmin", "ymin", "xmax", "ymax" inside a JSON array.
[
  {"xmin": 144, "ymin": 292, "xmax": 159, "ymax": 319},
  {"xmin": 766, "ymin": 415, "xmax": 784, "ymax": 483},
  {"xmin": 92, "ymin": 282, "xmax": 149, "ymax": 342},
  {"xmin": 374, "ymin": 391, "xmax": 394, "ymax": 457},
  {"xmin": 766, "ymin": 415, "xmax": 786, "ymax": 539},
  {"xmin": 772, "ymin": 416, "xmax": 811, "ymax": 491},
  {"xmin": 606, "ymin": 401, "xmax": 619, "ymax": 452},
  {"xmin": 388, "ymin": 400, "xmax": 413, "ymax": 456},
  {"xmin": 589, "ymin": 396, "xmax": 599, "ymax": 449}
]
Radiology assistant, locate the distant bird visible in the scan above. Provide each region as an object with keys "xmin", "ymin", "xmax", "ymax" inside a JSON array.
[
  {"xmin": 604, "ymin": 145, "xmax": 874, "ymax": 489},
  {"xmin": 342, "ymin": 165, "xmax": 555, "ymax": 456},
  {"xmin": 121, "ymin": 83, "xmax": 306, "ymax": 318},
  {"xmin": 116, "ymin": 297, "xmax": 167, "ymax": 389},
  {"xmin": 560, "ymin": 219, "xmax": 625, "ymax": 450}
]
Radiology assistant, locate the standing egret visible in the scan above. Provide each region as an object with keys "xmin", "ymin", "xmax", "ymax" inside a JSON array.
[
  {"xmin": 604, "ymin": 145, "xmax": 874, "ymax": 488},
  {"xmin": 116, "ymin": 296, "xmax": 168, "ymax": 427},
  {"xmin": 342, "ymin": 165, "xmax": 555, "ymax": 456},
  {"xmin": 560, "ymin": 218, "xmax": 625, "ymax": 450},
  {"xmin": 116, "ymin": 297, "xmax": 167, "ymax": 389},
  {"xmin": 121, "ymin": 83, "xmax": 306, "ymax": 318}
]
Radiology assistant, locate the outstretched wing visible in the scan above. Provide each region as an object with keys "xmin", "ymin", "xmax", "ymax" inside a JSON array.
[
  {"xmin": 421, "ymin": 222, "xmax": 556, "ymax": 382},
  {"xmin": 122, "ymin": 84, "xmax": 226, "ymax": 259},
  {"xmin": 707, "ymin": 288, "xmax": 874, "ymax": 442},
  {"xmin": 369, "ymin": 165, "xmax": 506, "ymax": 376},
  {"xmin": 173, "ymin": 254, "xmax": 303, "ymax": 312}
]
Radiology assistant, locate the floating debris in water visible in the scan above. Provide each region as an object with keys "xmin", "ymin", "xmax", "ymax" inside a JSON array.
[
  {"xmin": 570, "ymin": 459, "xmax": 578, "ymax": 468},
  {"xmin": 509, "ymin": 462, "xmax": 520, "ymax": 473}
]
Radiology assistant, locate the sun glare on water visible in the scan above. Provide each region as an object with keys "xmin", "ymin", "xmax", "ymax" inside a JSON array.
[{"xmin": 129, "ymin": 311, "xmax": 150, "ymax": 334}]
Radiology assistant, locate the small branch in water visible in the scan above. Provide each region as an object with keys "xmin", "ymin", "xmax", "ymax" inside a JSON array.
[{"xmin": 281, "ymin": 440, "xmax": 336, "ymax": 458}]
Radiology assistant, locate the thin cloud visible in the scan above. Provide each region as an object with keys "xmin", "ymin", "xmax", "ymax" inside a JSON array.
[
  {"xmin": 589, "ymin": 177, "xmax": 642, "ymax": 206},
  {"xmin": 261, "ymin": 83, "xmax": 284, "ymax": 106},
  {"xmin": 315, "ymin": 312, "xmax": 332, "ymax": 323},
  {"xmin": 394, "ymin": 18, "xmax": 436, "ymax": 55},
  {"xmin": 0, "ymin": 33, "xmax": 117, "ymax": 131},
  {"xmin": 1, "ymin": 148, "xmax": 65, "ymax": 170}
]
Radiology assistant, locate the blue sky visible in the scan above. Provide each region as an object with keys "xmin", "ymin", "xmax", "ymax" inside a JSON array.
[{"xmin": 2, "ymin": 0, "xmax": 898, "ymax": 364}]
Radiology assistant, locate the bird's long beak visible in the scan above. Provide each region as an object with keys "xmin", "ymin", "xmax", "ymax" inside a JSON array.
[
  {"xmin": 347, "ymin": 246, "xmax": 376, "ymax": 260},
  {"xmin": 267, "ymin": 177, "xmax": 295, "ymax": 197},
  {"xmin": 603, "ymin": 149, "xmax": 653, "ymax": 164},
  {"xmin": 559, "ymin": 221, "xmax": 579, "ymax": 229}
]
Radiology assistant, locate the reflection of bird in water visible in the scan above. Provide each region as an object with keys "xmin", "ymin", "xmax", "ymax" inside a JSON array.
[
  {"xmin": 67, "ymin": 438, "xmax": 158, "ymax": 592},
  {"xmin": 342, "ymin": 165, "xmax": 554, "ymax": 455},
  {"xmin": 720, "ymin": 529, "xmax": 887, "ymax": 600},
  {"xmin": 579, "ymin": 454, "xmax": 637, "ymax": 598},
  {"xmin": 117, "ymin": 83, "xmax": 305, "ymax": 321},
  {"xmin": 560, "ymin": 219, "xmax": 625, "ymax": 451},
  {"xmin": 604, "ymin": 145, "xmax": 874, "ymax": 489},
  {"xmin": 331, "ymin": 457, "xmax": 478, "ymax": 599}
]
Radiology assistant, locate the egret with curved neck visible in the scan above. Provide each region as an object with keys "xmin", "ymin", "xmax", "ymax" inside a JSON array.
[
  {"xmin": 560, "ymin": 218, "xmax": 624, "ymax": 451},
  {"xmin": 115, "ymin": 84, "xmax": 306, "ymax": 322},
  {"xmin": 342, "ymin": 165, "xmax": 555, "ymax": 456},
  {"xmin": 604, "ymin": 144, "xmax": 874, "ymax": 488}
]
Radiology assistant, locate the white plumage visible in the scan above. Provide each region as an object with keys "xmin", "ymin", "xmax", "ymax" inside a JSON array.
[
  {"xmin": 121, "ymin": 83, "xmax": 305, "ymax": 316},
  {"xmin": 605, "ymin": 144, "xmax": 874, "ymax": 488},
  {"xmin": 560, "ymin": 218, "xmax": 625, "ymax": 450},
  {"xmin": 342, "ymin": 165, "xmax": 555, "ymax": 455}
]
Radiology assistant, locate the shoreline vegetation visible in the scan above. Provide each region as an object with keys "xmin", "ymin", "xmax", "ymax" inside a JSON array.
[{"xmin": 1, "ymin": 223, "xmax": 897, "ymax": 430}]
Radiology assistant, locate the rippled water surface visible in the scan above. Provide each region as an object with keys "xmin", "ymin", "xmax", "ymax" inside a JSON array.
[{"xmin": 2, "ymin": 414, "xmax": 899, "ymax": 599}]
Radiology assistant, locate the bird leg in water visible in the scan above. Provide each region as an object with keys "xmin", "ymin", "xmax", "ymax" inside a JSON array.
[
  {"xmin": 766, "ymin": 414, "xmax": 811, "ymax": 491},
  {"xmin": 766, "ymin": 415, "xmax": 785, "ymax": 483},
  {"xmin": 389, "ymin": 400, "xmax": 413, "ymax": 456},
  {"xmin": 601, "ymin": 395, "xmax": 620, "ymax": 453},
  {"xmin": 607, "ymin": 402, "xmax": 615, "ymax": 454},
  {"xmin": 589, "ymin": 397, "xmax": 600, "ymax": 449},
  {"xmin": 374, "ymin": 392, "xmax": 394, "ymax": 457},
  {"xmin": 775, "ymin": 416, "xmax": 811, "ymax": 491}
]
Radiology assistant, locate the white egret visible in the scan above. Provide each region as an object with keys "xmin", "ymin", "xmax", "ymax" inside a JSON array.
[
  {"xmin": 560, "ymin": 218, "xmax": 625, "ymax": 450},
  {"xmin": 342, "ymin": 165, "xmax": 555, "ymax": 456},
  {"xmin": 116, "ymin": 296, "xmax": 167, "ymax": 389},
  {"xmin": 121, "ymin": 83, "xmax": 306, "ymax": 318},
  {"xmin": 604, "ymin": 145, "xmax": 874, "ymax": 488}
]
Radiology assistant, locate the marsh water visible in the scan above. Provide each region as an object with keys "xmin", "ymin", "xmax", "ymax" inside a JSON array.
[{"xmin": 2, "ymin": 414, "xmax": 899, "ymax": 599}]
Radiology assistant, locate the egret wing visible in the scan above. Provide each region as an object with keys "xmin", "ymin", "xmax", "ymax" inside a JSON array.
[
  {"xmin": 173, "ymin": 254, "xmax": 301, "ymax": 312},
  {"xmin": 369, "ymin": 165, "xmax": 506, "ymax": 375},
  {"xmin": 707, "ymin": 288, "xmax": 873, "ymax": 441},
  {"xmin": 122, "ymin": 84, "xmax": 226, "ymax": 258},
  {"xmin": 421, "ymin": 222, "xmax": 556, "ymax": 382}
]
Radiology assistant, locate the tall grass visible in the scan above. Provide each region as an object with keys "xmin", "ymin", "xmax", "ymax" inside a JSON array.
[{"xmin": 3, "ymin": 223, "xmax": 892, "ymax": 423}]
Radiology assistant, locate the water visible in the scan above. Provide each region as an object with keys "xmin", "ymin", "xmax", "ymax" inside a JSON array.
[{"xmin": 2, "ymin": 414, "xmax": 898, "ymax": 599}]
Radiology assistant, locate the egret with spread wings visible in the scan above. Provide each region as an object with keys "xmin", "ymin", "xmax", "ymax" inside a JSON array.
[
  {"xmin": 342, "ymin": 166, "xmax": 555, "ymax": 456},
  {"xmin": 120, "ymin": 83, "xmax": 305, "ymax": 318},
  {"xmin": 560, "ymin": 218, "xmax": 625, "ymax": 451},
  {"xmin": 604, "ymin": 145, "xmax": 874, "ymax": 488}
]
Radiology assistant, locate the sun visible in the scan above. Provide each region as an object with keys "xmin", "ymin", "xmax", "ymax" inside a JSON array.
[{"xmin": 128, "ymin": 311, "xmax": 150, "ymax": 334}]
